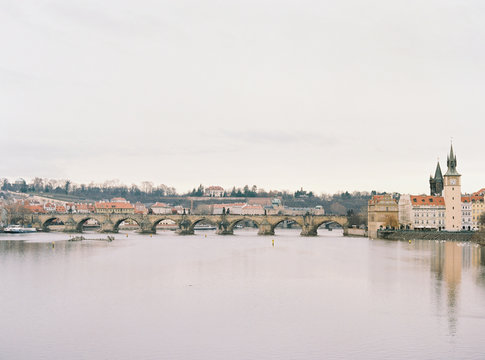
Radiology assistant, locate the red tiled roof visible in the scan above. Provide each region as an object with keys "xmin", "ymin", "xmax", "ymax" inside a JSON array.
[
  {"xmin": 95, "ymin": 202, "xmax": 134, "ymax": 209},
  {"xmin": 410, "ymin": 195, "xmax": 445, "ymax": 206},
  {"xmin": 471, "ymin": 195, "xmax": 484, "ymax": 202},
  {"xmin": 473, "ymin": 188, "xmax": 485, "ymax": 196},
  {"xmin": 25, "ymin": 205, "xmax": 46, "ymax": 213},
  {"xmin": 151, "ymin": 202, "xmax": 170, "ymax": 208}
]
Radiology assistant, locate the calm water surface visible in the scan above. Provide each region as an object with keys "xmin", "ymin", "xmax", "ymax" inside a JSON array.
[{"xmin": 1, "ymin": 229, "xmax": 485, "ymax": 359}]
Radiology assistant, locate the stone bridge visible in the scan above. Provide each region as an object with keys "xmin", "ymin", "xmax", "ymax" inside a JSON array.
[{"xmin": 32, "ymin": 213, "xmax": 348, "ymax": 236}]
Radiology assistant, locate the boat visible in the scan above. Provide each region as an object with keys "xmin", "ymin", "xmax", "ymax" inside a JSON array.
[
  {"xmin": 4, "ymin": 225, "xmax": 37, "ymax": 233},
  {"xmin": 194, "ymin": 224, "xmax": 217, "ymax": 230}
]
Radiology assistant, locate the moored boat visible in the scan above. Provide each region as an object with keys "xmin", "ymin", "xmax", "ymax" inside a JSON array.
[
  {"xmin": 194, "ymin": 224, "xmax": 217, "ymax": 230},
  {"xmin": 4, "ymin": 225, "xmax": 37, "ymax": 233}
]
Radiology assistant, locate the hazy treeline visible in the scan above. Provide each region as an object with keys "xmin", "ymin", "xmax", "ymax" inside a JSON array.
[{"xmin": 0, "ymin": 178, "xmax": 177, "ymax": 202}]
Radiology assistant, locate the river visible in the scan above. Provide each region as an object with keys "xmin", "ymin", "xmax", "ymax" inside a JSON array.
[{"xmin": 1, "ymin": 229, "xmax": 485, "ymax": 359}]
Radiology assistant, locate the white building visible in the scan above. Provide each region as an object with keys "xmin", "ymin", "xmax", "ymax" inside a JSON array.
[
  {"xmin": 461, "ymin": 196, "xmax": 473, "ymax": 231},
  {"xmin": 398, "ymin": 194, "xmax": 413, "ymax": 228},
  {"xmin": 151, "ymin": 202, "xmax": 172, "ymax": 215},
  {"xmin": 241, "ymin": 204, "xmax": 265, "ymax": 215},
  {"xmin": 43, "ymin": 202, "xmax": 57, "ymax": 212},
  {"xmin": 212, "ymin": 203, "xmax": 246, "ymax": 215},
  {"xmin": 204, "ymin": 186, "xmax": 225, "ymax": 197},
  {"xmin": 399, "ymin": 195, "xmax": 446, "ymax": 230}
]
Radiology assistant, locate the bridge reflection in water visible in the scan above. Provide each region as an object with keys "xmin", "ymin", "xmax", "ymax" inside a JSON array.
[{"xmin": 33, "ymin": 213, "xmax": 348, "ymax": 236}]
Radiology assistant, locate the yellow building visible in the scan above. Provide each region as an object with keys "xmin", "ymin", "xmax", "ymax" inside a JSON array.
[
  {"xmin": 472, "ymin": 196, "xmax": 485, "ymax": 230},
  {"xmin": 95, "ymin": 200, "xmax": 135, "ymax": 214},
  {"xmin": 368, "ymin": 194, "xmax": 399, "ymax": 238}
]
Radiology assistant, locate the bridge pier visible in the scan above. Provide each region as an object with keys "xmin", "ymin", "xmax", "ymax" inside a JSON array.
[
  {"xmin": 63, "ymin": 217, "xmax": 80, "ymax": 233},
  {"xmin": 216, "ymin": 219, "xmax": 233, "ymax": 235},
  {"xmin": 176, "ymin": 228, "xmax": 194, "ymax": 235},
  {"xmin": 216, "ymin": 228, "xmax": 234, "ymax": 235},
  {"xmin": 99, "ymin": 219, "xmax": 117, "ymax": 233},
  {"xmin": 300, "ymin": 225, "xmax": 318, "ymax": 237},
  {"xmin": 139, "ymin": 221, "xmax": 156, "ymax": 234},
  {"xmin": 257, "ymin": 221, "xmax": 274, "ymax": 236}
]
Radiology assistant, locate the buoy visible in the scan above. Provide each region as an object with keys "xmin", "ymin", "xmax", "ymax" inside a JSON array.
[
  {"xmin": 272, "ymin": 239, "xmax": 274, "ymax": 247},
  {"xmin": 52, "ymin": 242, "xmax": 55, "ymax": 248},
  {"xmin": 126, "ymin": 234, "xmax": 128, "ymax": 237},
  {"xmin": 150, "ymin": 234, "xmax": 152, "ymax": 237},
  {"xmin": 409, "ymin": 240, "xmax": 412, "ymax": 244},
  {"xmin": 205, "ymin": 234, "xmax": 207, "ymax": 238}
]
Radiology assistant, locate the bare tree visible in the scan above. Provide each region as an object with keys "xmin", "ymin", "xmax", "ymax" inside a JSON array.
[{"xmin": 5, "ymin": 203, "xmax": 31, "ymax": 225}]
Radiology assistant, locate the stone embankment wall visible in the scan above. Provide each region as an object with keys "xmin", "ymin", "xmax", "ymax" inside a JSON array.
[
  {"xmin": 344, "ymin": 228, "xmax": 367, "ymax": 237},
  {"xmin": 378, "ymin": 230, "xmax": 485, "ymax": 242}
]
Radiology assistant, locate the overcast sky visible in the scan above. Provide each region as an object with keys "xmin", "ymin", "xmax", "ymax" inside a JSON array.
[{"xmin": 1, "ymin": 0, "xmax": 484, "ymax": 194}]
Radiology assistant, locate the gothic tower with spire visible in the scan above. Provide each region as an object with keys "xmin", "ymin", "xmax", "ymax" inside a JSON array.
[
  {"xmin": 444, "ymin": 144, "xmax": 461, "ymax": 231},
  {"xmin": 429, "ymin": 161, "xmax": 443, "ymax": 196}
]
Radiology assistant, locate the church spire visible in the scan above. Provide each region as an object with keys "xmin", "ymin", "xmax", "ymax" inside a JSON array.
[
  {"xmin": 434, "ymin": 161, "xmax": 443, "ymax": 180},
  {"xmin": 445, "ymin": 143, "xmax": 460, "ymax": 176}
]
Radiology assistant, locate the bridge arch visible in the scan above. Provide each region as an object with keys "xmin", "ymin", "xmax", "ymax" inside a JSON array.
[
  {"xmin": 41, "ymin": 217, "xmax": 64, "ymax": 231},
  {"xmin": 151, "ymin": 217, "xmax": 179, "ymax": 233},
  {"xmin": 228, "ymin": 217, "xmax": 261, "ymax": 232},
  {"xmin": 189, "ymin": 217, "xmax": 219, "ymax": 231},
  {"xmin": 314, "ymin": 219, "xmax": 347, "ymax": 229},
  {"xmin": 270, "ymin": 217, "xmax": 304, "ymax": 233},
  {"xmin": 313, "ymin": 218, "xmax": 347, "ymax": 236},
  {"xmin": 113, "ymin": 217, "xmax": 143, "ymax": 232},
  {"xmin": 75, "ymin": 217, "xmax": 101, "ymax": 232}
]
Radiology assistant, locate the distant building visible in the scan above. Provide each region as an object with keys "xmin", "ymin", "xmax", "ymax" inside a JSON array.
[
  {"xmin": 56, "ymin": 205, "xmax": 67, "ymax": 213},
  {"xmin": 410, "ymin": 195, "xmax": 445, "ymax": 230},
  {"xmin": 241, "ymin": 204, "xmax": 265, "ymax": 215},
  {"xmin": 461, "ymin": 196, "xmax": 473, "ymax": 231},
  {"xmin": 134, "ymin": 202, "xmax": 148, "ymax": 215},
  {"xmin": 247, "ymin": 198, "xmax": 272, "ymax": 207},
  {"xmin": 74, "ymin": 203, "xmax": 95, "ymax": 214},
  {"xmin": 212, "ymin": 203, "xmax": 246, "ymax": 215},
  {"xmin": 472, "ymin": 195, "xmax": 485, "ymax": 230},
  {"xmin": 368, "ymin": 194, "xmax": 399, "ymax": 238},
  {"xmin": 25, "ymin": 204, "xmax": 46, "ymax": 214},
  {"xmin": 204, "ymin": 186, "xmax": 225, "ymax": 197},
  {"xmin": 95, "ymin": 201, "xmax": 134, "ymax": 214},
  {"xmin": 43, "ymin": 202, "xmax": 56, "ymax": 212},
  {"xmin": 151, "ymin": 202, "xmax": 172, "ymax": 215}
]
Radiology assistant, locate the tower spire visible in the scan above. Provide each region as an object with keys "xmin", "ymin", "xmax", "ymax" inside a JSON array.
[{"xmin": 445, "ymin": 142, "xmax": 460, "ymax": 176}]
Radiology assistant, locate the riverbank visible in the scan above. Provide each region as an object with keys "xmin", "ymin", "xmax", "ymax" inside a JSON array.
[
  {"xmin": 377, "ymin": 229, "xmax": 485, "ymax": 243},
  {"xmin": 343, "ymin": 227, "xmax": 367, "ymax": 237}
]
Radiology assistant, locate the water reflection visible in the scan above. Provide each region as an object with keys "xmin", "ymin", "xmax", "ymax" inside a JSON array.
[{"xmin": 428, "ymin": 241, "xmax": 482, "ymax": 336}]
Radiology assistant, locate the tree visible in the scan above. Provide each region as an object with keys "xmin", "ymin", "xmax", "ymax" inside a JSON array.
[
  {"xmin": 330, "ymin": 202, "xmax": 346, "ymax": 215},
  {"xmin": 5, "ymin": 203, "xmax": 31, "ymax": 225},
  {"xmin": 480, "ymin": 213, "xmax": 485, "ymax": 228},
  {"xmin": 64, "ymin": 180, "xmax": 71, "ymax": 194}
]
